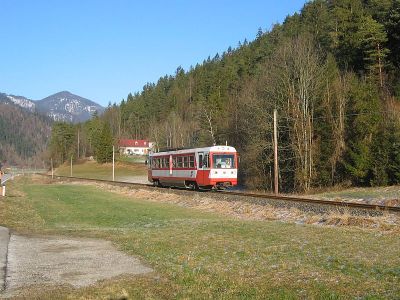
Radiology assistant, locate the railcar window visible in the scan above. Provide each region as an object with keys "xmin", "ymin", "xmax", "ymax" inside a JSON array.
[
  {"xmin": 177, "ymin": 157, "xmax": 183, "ymax": 168},
  {"xmin": 172, "ymin": 157, "xmax": 176, "ymax": 167},
  {"xmin": 162, "ymin": 157, "xmax": 167, "ymax": 168},
  {"xmin": 160, "ymin": 158, "xmax": 164, "ymax": 168},
  {"xmin": 213, "ymin": 154, "xmax": 235, "ymax": 169},
  {"xmin": 153, "ymin": 158, "xmax": 159, "ymax": 169},
  {"xmin": 183, "ymin": 156, "xmax": 188, "ymax": 168},
  {"xmin": 204, "ymin": 154, "xmax": 210, "ymax": 168},
  {"xmin": 157, "ymin": 158, "xmax": 161, "ymax": 169},
  {"xmin": 189, "ymin": 156, "xmax": 195, "ymax": 168}
]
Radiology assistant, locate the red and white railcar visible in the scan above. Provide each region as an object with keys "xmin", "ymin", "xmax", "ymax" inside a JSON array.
[{"xmin": 148, "ymin": 145, "xmax": 238, "ymax": 190}]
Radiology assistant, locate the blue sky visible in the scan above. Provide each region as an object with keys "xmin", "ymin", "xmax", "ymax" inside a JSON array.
[{"xmin": 0, "ymin": 0, "xmax": 307, "ymax": 106}]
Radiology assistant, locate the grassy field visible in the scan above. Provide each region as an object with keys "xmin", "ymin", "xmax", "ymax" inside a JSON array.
[
  {"xmin": 1, "ymin": 176, "xmax": 399, "ymax": 299},
  {"xmin": 313, "ymin": 185, "xmax": 400, "ymax": 206},
  {"xmin": 117, "ymin": 155, "xmax": 147, "ymax": 164},
  {"xmin": 54, "ymin": 160, "xmax": 147, "ymax": 181}
]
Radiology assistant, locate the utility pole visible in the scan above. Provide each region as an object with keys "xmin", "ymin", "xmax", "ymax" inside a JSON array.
[
  {"xmin": 112, "ymin": 145, "xmax": 115, "ymax": 181},
  {"xmin": 274, "ymin": 109, "xmax": 279, "ymax": 195},
  {"xmin": 77, "ymin": 130, "xmax": 80, "ymax": 159}
]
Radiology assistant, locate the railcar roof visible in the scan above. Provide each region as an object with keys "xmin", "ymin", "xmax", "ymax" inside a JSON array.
[{"xmin": 150, "ymin": 145, "xmax": 236, "ymax": 156}]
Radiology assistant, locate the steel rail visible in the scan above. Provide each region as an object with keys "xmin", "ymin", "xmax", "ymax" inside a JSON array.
[
  {"xmin": 221, "ymin": 190, "xmax": 400, "ymax": 212},
  {"xmin": 36, "ymin": 174, "xmax": 400, "ymax": 213}
]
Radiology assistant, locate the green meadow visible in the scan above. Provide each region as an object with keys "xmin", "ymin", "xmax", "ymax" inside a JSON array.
[
  {"xmin": 54, "ymin": 160, "xmax": 147, "ymax": 180},
  {"xmin": 1, "ymin": 176, "xmax": 399, "ymax": 299}
]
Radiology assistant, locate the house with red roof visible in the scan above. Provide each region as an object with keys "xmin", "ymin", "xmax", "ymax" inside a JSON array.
[{"xmin": 119, "ymin": 139, "xmax": 154, "ymax": 156}]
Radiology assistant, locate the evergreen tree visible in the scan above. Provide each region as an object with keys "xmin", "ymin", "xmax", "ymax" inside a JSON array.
[
  {"xmin": 387, "ymin": 120, "xmax": 400, "ymax": 184},
  {"xmin": 358, "ymin": 15, "xmax": 389, "ymax": 86},
  {"xmin": 343, "ymin": 78, "xmax": 381, "ymax": 185},
  {"xmin": 49, "ymin": 122, "xmax": 75, "ymax": 165},
  {"xmin": 95, "ymin": 122, "xmax": 113, "ymax": 164}
]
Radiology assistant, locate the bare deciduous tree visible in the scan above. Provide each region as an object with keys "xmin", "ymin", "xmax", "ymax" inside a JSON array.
[{"xmin": 265, "ymin": 36, "xmax": 324, "ymax": 192}]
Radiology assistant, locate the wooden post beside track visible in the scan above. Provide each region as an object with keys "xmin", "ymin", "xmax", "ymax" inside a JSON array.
[
  {"xmin": 274, "ymin": 109, "xmax": 279, "ymax": 195},
  {"xmin": 112, "ymin": 145, "xmax": 115, "ymax": 181},
  {"xmin": 0, "ymin": 170, "xmax": 3, "ymax": 196}
]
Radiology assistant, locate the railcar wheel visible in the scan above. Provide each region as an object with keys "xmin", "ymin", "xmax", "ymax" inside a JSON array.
[
  {"xmin": 186, "ymin": 182, "xmax": 198, "ymax": 190},
  {"xmin": 154, "ymin": 180, "xmax": 162, "ymax": 188}
]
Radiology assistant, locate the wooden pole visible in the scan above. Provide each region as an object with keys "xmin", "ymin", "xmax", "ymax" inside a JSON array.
[
  {"xmin": 112, "ymin": 145, "xmax": 115, "ymax": 181},
  {"xmin": 2, "ymin": 185, "xmax": 5, "ymax": 197},
  {"xmin": 274, "ymin": 109, "xmax": 279, "ymax": 195},
  {"xmin": 51, "ymin": 158, "xmax": 54, "ymax": 179},
  {"xmin": 70, "ymin": 156, "xmax": 73, "ymax": 177},
  {"xmin": 77, "ymin": 130, "xmax": 80, "ymax": 159}
]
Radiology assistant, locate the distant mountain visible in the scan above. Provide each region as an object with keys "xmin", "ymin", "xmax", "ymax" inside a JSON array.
[
  {"xmin": 36, "ymin": 91, "xmax": 105, "ymax": 123},
  {"xmin": 1, "ymin": 93, "xmax": 36, "ymax": 112},
  {"xmin": 0, "ymin": 100, "xmax": 52, "ymax": 166},
  {"xmin": 0, "ymin": 91, "xmax": 104, "ymax": 123},
  {"xmin": 0, "ymin": 90, "xmax": 104, "ymax": 165}
]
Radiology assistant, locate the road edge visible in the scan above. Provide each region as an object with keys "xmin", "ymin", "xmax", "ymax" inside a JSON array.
[{"xmin": 0, "ymin": 226, "xmax": 10, "ymax": 292}]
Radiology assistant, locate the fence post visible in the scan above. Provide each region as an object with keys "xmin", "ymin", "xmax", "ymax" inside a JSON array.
[{"xmin": 112, "ymin": 145, "xmax": 115, "ymax": 181}]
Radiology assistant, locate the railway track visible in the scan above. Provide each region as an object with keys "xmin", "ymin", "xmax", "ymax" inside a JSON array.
[{"xmin": 36, "ymin": 174, "xmax": 400, "ymax": 214}]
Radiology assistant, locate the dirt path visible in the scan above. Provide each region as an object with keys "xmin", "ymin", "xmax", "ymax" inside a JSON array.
[
  {"xmin": 0, "ymin": 227, "xmax": 152, "ymax": 298},
  {"xmin": 0, "ymin": 227, "xmax": 9, "ymax": 293}
]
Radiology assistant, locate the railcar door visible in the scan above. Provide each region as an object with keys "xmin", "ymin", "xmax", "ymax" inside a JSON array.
[
  {"xmin": 197, "ymin": 152, "xmax": 204, "ymax": 186},
  {"xmin": 197, "ymin": 152, "xmax": 210, "ymax": 187}
]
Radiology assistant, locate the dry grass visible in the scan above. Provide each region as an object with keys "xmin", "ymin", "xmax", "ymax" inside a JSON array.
[
  {"xmin": 0, "ymin": 181, "xmax": 46, "ymax": 232},
  {"xmin": 310, "ymin": 185, "xmax": 400, "ymax": 207},
  {"xmin": 62, "ymin": 178, "xmax": 400, "ymax": 234}
]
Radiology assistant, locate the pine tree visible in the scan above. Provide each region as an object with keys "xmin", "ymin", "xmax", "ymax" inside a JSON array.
[
  {"xmin": 358, "ymin": 15, "xmax": 389, "ymax": 86},
  {"xmin": 95, "ymin": 122, "xmax": 113, "ymax": 164},
  {"xmin": 49, "ymin": 122, "xmax": 75, "ymax": 165},
  {"xmin": 343, "ymin": 77, "xmax": 381, "ymax": 185},
  {"xmin": 387, "ymin": 120, "xmax": 400, "ymax": 184}
]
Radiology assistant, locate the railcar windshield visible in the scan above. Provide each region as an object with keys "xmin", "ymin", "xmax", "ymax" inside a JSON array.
[{"xmin": 213, "ymin": 154, "xmax": 235, "ymax": 169}]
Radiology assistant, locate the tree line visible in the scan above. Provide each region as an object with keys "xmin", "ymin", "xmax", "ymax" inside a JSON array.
[
  {"xmin": 49, "ymin": 114, "xmax": 113, "ymax": 165},
  {"xmin": 49, "ymin": 0, "xmax": 400, "ymax": 192},
  {"xmin": 0, "ymin": 101, "xmax": 52, "ymax": 167}
]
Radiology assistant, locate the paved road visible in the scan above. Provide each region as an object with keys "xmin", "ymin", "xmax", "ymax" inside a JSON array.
[
  {"xmin": 0, "ymin": 226, "xmax": 9, "ymax": 292},
  {"xmin": 0, "ymin": 228, "xmax": 152, "ymax": 297}
]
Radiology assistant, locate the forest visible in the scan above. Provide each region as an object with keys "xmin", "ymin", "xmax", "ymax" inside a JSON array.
[
  {"xmin": 49, "ymin": 0, "xmax": 400, "ymax": 192},
  {"xmin": 0, "ymin": 102, "xmax": 52, "ymax": 167}
]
